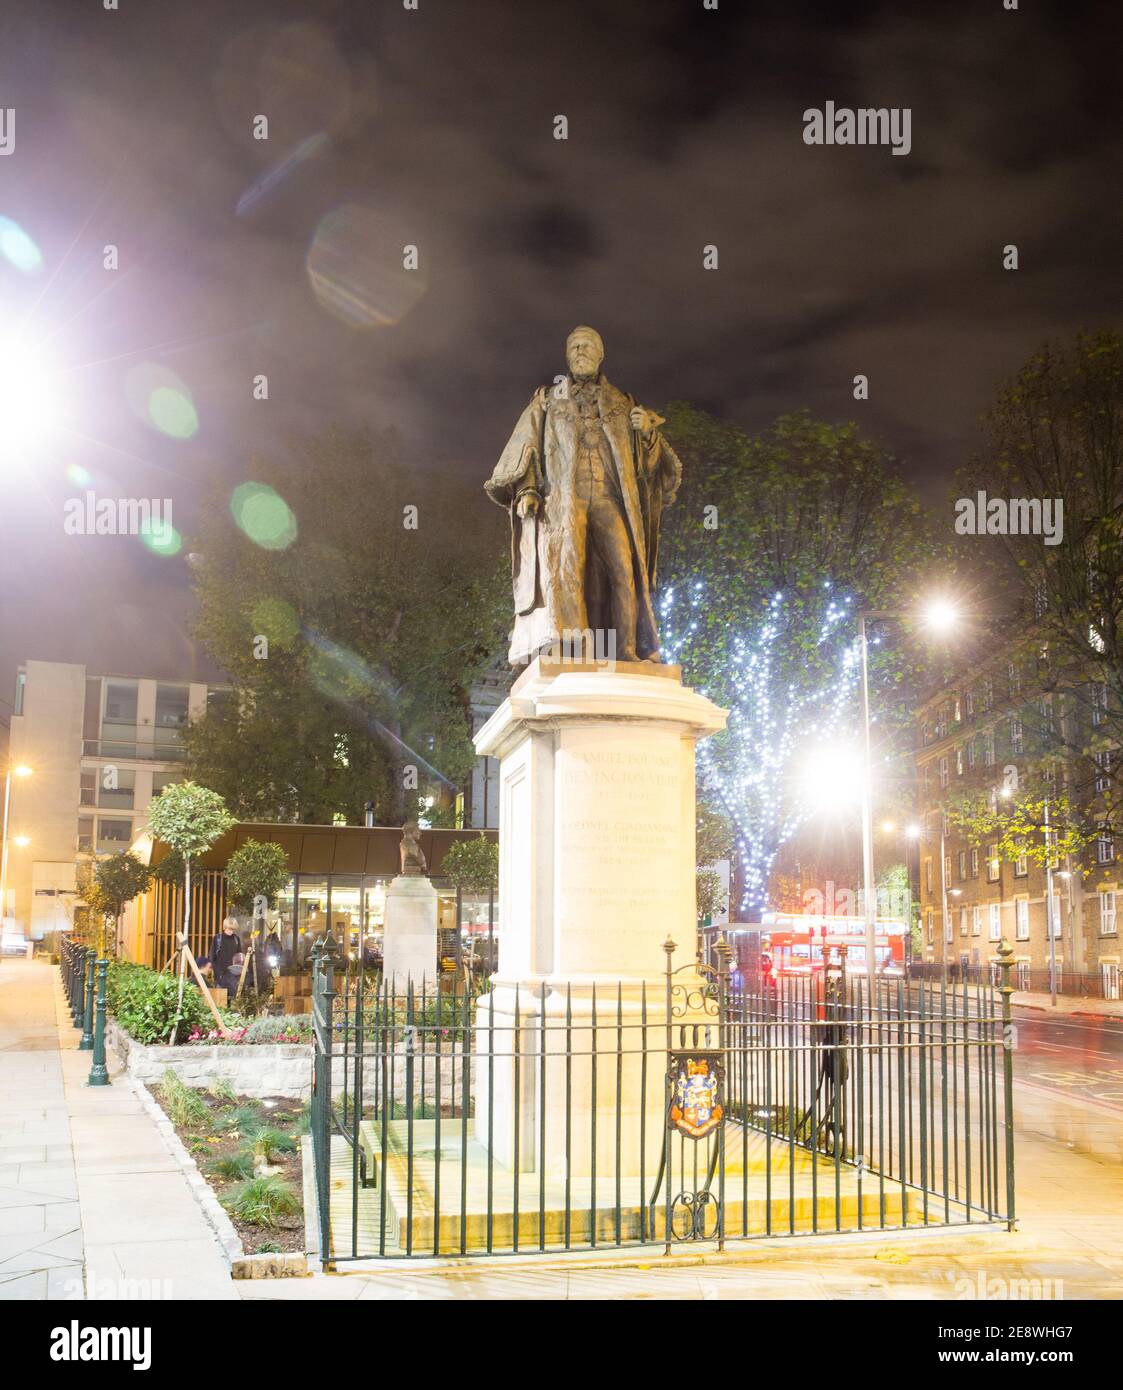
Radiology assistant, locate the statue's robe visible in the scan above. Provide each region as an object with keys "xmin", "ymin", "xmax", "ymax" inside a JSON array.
[{"xmin": 485, "ymin": 375, "xmax": 681, "ymax": 666}]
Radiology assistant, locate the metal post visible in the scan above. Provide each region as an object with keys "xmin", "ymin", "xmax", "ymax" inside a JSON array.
[
  {"xmin": 1043, "ymin": 796, "xmax": 1057, "ymax": 1008},
  {"xmin": 88, "ymin": 959, "xmax": 110, "ymax": 1086},
  {"xmin": 858, "ymin": 613, "xmax": 878, "ymax": 990},
  {"xmin": 72, "ymin": 942, "xmax": 85, "ymax": 1026},
  {"xmin": 939, "ymin": 822, "xmax": 951, "ymax": 979},
  {"xmin": 79, "ymin": 951, "xmax": 95, "ymax": 1049},
  {"xmin": 997, "ymin": 938, "xmax": 1016, "ymax": 1229},
  {"xmin": 0, "ymin": 769, "xmax": 12, "ymax": 929}
]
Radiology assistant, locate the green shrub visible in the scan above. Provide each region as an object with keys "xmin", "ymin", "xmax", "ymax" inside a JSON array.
[
  {"xmin": 216, "ymin": 1103, "xmax": 266, "ymax": 1137},
  {"xmin": 211, "ymin": 1152, "xmax": 254, "ymax": 1181},
  {"xmin": 158, "ymin": 1069, "xmax": 210, "ymax": 1129},
  {"xmin": 252, "ymin": 1128, "xmax": 297, "ymax": 1163},
  {"xmin": 221, "ymin": 1175, "xmax": 301, "ymax": 1227},
  {"xmin": 109, "ymin": 964, "xmax": 211, "ymax": 1044},
  {"xmin": 208, "ymin": 1077, "xmax": 236, "ymax": 1103}
]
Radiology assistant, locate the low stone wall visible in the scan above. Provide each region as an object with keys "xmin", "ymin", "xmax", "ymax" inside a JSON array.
[{"xmin": 108, "ymin": 1020, "xmax": 312, "ymax": 1100}]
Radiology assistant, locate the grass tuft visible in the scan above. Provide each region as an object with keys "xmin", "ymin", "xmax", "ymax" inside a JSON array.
[
  {"xmin": 158, "ymin": 1069, "xmax": 210, "ymax": 1129},
  {"xmin": 221, "ymin": 1175, "xmax": 301, "ymax": 1228}
]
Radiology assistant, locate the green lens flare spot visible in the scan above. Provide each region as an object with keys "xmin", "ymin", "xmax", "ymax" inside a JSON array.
[
  {"xmin": 147, "ymin": 386, "xmax": 199, "ymax": 439},
  {"xmin": 230, "ymin": 482, "xmax": 298, "ymax": 550},
  {"xmin": 139, "ymin": 517, "xmax": 182, "ymax": 556}
]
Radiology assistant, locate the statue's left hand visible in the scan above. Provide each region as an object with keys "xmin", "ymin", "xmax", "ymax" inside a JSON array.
[{"xmin": 629, "ymin": 406, "xmax": 659, "ymax": 438}]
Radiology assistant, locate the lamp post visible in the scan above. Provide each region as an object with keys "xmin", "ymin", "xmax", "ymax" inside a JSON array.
[
  {"xmin": 858, "ymin": 599, "xmax": 959, "ymax": 990},
  {"xmin": 0, "ymin": 764, "xmax": 33, "ymax": 928}
]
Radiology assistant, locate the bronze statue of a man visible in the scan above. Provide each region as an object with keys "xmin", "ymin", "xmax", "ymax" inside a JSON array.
[{"xmin": 485, "ymin": 327, "xmax": 682, "ymax": 668}]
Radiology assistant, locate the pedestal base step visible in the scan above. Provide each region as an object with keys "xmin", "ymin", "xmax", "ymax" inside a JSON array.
[{"xmin": 319, "ymin": 1120, "xmax": 948, "ymax": 1258}]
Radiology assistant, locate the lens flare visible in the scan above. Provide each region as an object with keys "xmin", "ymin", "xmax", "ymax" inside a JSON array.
[
  {"xmin": 0, "ymin": 334, "xmax": 51, "ymax": 458},
  {"xmin": 139, "ymin": 516, "xmax": 182, "ymax": 557},
  {"xmin": 307, "ymin": 205, "xmax": 428, "ymax": 329},
  {"xmin": 125, "ymin": 364, "xmax": 199, "ymax": 439},
  {"xmin": 230, "ymin": 481, "xmax": 298, "ymax": 550},
  {"xmin": 0, "ymin": 216, "xmax": 42, "ymax": 274}
]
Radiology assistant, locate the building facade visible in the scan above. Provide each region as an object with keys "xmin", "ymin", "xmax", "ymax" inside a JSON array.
[
  {"xmin": 915, "ymin": 645, "xmax": 1121, "ymax": 999},
  {"xmin": 4, "ymin": 660, "xmax": 214, "ymax": 940}
]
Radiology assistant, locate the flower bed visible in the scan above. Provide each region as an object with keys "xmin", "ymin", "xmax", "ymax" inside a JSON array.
[{"xmin": 153, "ymin": 1071, "xmax": 306, "ymax": 1256}]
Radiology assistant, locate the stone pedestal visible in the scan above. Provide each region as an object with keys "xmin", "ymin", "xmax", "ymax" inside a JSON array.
[
  {"xmin": 382, "ymin": 874, "xmax": 439, "ymax": 988},
  {"xmin": 472, "ymin": 659, "xmax": 727, "ymax": 1174}
]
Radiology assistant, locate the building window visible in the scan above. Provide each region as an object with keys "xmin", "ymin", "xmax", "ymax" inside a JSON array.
[
  {"xmin": 944, "ymin": 855, "xmax": 952, "ymax": 885},
  {"xmin": 970, "ymin": 847, "xmax": 979, "ymax": 878},
  {"xmin": 97, "ymin": 768, "xmax": 135, "ymax": 810},
  {"xmin": 988, "ymin": 903, "xmax": 1001, "ymax": 941},
  {"xmin": 986, "ymin": 844, "xmax": 1000, "ymax": 882},
  {"xmin": 924, "ymin": 858, "xmax": 932, "ymax": 894},
  {"xmin": 965, "ymin": 689, "xmax": 975, "ymax": 718},
  {"xmin": 944, "ymin": 911, "xmax": 953, "ymax": 943},
  {"xmin": 1015, "ymin": 899, "xmax": 1030, "ymax": 940},
  {"xmin": 1016, "ymin": 961, "xmax": 1031, "ymax": 990},
  {"xmin": 981, "ymin": 676, "xmax": 993, "ymax": 710},
  {"xmin": 1014, "ymin": 852, "xmax": 1028, "ymax": 877},
  {"xmin": 1102, "ymin": 963, "xmax": 1121, "ymax": 1001},
  {"xmin": 101, "ymin": 679, "xmax": 139, "ymax": 755},
  {"xmin": 1101, "ymin": 891, "xmax": 1118, "ymax": 937},
  {"xmin": 14, "ymin": 670, "xmax": 26, "ymax": 716},
  {"xmin": 967, "ymin": 739, "xmax": 977, "ymax": 769},
  {"xmin": 926, "ymin": 909, "xmax": 933, "ymax": 943},
  {"xmin": 80, "ymin": 770, "xmax": 97, "ymax": 807},
  {"xmin": 1095, "ymin": 751, "xmax": 1112, "ymax": 794},
  {"xmin": 1099, "ymin": 833, "xmax": 1115, "ymax": 865},
  {"xmin": 938, "ymin": 755, "xmax": 949, "ymax": 789},
  {"xmin": 959, "ymin": 907, "xmax": 968, "ymax": 937},
  {"xmin": 77, "ymin": 816, "xmax": 93, "ymax": 853},
  {"xmin": 95, "ymin": 818, "xmax": 133, "ymax": 854},
  {"xmin": 956, "ymin": 746, "xmax": 964, "ymax": 776},
  {"xmin": 1092, "ymin": 683, "xmax": 1107, "ymax": 728},
  {"xmin": 958, "ymin": 849, "xmax": 967, "ymax": 879},
  {"xmin": 983, "ymin": 730, "xmax": 995, "ymax": 767},
  {"xmin": 155, "ymin": 684, "xmax": 190, "ymax": 745},
  {"xmin": 152, "ymin": 771, "xmax": 182, "ymax": 798},
  {"xmin": 1008, "ymin": 663, "xmax": 1020, "ymax": 696},
  {"xmin": 972, "ymin": 906, "xmax": 982, "ymax": 937},
  {"xmin": 1010, "ymin": 719, "xmax": 1023, "ymax": 756}
]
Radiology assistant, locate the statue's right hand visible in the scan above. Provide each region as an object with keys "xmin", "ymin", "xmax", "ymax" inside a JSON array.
[{"xmin": 516, "ymin": 492, "xmax": 540, "ymax": 520}]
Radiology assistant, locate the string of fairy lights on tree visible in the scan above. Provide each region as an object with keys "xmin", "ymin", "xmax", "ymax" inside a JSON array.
[{"xmin": 660, "ymin": 580, "xmax": 861, "ymax": 917}]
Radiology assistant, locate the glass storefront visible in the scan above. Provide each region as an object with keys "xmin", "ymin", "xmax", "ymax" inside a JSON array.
[{"xmin": 260, "ymin": 873, "xmax": 498, "ymax": 978}]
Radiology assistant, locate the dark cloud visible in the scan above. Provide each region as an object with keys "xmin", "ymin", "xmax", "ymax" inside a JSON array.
[{"xmin": 0, "ymin": 0, "xmax": 1120, "ymax": 698}]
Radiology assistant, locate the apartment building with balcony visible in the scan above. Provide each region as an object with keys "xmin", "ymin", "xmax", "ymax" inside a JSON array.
[
  {"xmin": 915, "ymin": 641, "xmax": 1121, "ymax": 999},
  {"xmin": 3, "ymin": 660, "xmax": 218, "ymax": 941}
]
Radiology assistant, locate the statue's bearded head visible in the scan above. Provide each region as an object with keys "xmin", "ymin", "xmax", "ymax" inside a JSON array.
[{"xmin": 566, "ymin": 326, "xmax": 604, "ymax": 381}]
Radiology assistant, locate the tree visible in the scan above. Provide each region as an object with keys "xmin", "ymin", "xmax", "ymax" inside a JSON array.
[
  {"xmin": 184, "ymin": 428, "xmax": 509, "ymax": 825},
  {"xmin": 223, "ymin": 839, "xmax": 291, "ymax": 915},
  {"xmin": 441, "ymin": 834, "xmax": 499, "ymax": 893},
  {"xmin": 947, "ymin": 785, "xmax": 1091, "ymax": 875},
  {"xmin": 147, "ymin": 782, "xmax": 235, "ymax": 1041},
  {"xmin": 658, "ymin": 407, "xmax": 941, "ymax": 915},
  {"xmin": 960, "ymin": 329, "xmax": 1123, "ymax": 832},
  {"xmin": 77, "ymin": 853, "xmax": 152, "ymax": 957}
]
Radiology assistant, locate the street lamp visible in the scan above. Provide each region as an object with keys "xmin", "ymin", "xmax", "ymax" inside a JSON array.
[
  {"xmin": 858, "ymin": 598, "xmax": 961, "ymax": 988},
  {"xmin": 0, "ymin": 763, "xmax": 33, "ymax": 926}
]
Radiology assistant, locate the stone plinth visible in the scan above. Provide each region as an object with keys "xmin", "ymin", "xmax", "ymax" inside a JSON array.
[
  {"xmin": 382, "ymin": 874, "xmax": 439, "ymax": 988},
  {"xmin": 471, "ymin": 659, "xmax": 727, "ymax": 1173}
]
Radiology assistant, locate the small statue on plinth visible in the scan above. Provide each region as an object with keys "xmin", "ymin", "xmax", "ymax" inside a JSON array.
[{"xmin": 399, "ymin": 821, "xmax": 428, "ymax": 876}]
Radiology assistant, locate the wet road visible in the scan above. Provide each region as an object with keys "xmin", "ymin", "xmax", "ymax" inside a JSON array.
[{"xmin": 1011, "ymin": 1008, "xmax": 1123, "ymax": 1111}]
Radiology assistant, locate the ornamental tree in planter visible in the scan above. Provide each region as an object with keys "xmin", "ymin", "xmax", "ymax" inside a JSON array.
[
  {"xmin": 224, "ymin": 838, "xmax": 291, "ymax": 985},
  {"xmin": 77, "ymin": 852, "xmax": 152, "ymax": 957},
  {"xmin": 147, "ymin": 781, "xmax": 236, "ymax": 1040}
]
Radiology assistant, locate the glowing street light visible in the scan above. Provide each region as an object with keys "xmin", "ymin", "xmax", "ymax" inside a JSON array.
[
  {"xmin": 858, "ymin": 593, "xmax": 962, "ymax": 981},
  {"xmin": 0, "ymin": 333, "xmax": 52, "ymax": 461},
  {"xmin": 906, "ymin": 823, "xmax": 922, "ymax": 840},
  {"xmin": 12, "ymin": 835, "xmax": 30, "ymax": 849}
]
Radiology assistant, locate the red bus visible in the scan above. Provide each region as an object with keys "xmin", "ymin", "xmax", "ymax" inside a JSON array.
[{"xmin": 719, "ymin": 913, "xmax": 909, "ymax": 982}]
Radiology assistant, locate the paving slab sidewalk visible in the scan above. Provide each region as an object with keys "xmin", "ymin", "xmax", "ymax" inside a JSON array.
[{"xmin": 0, "ymin": 956, "xmax": 235, "ymax": 1301}]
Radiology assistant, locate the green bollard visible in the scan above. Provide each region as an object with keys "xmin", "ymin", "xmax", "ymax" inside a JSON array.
[
  {"xmin": 88, "ymin": 958, "xmax": 110, "ymax": 1087},
  {"xmin": 79, "ymin": 951, "xmax": 95, "ymax": 1049},
  {"xmin": 72, "ymin": 944, "xmax": 85, "ymax": 1026}
]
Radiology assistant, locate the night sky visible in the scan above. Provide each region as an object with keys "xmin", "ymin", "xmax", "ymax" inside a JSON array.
[{"xmin": 1, "ymin": 0, "xmax": 1120, "ymax": 705}]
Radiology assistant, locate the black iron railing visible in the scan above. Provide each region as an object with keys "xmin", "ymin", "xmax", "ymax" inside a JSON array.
[{"xmin": 308, "ymin": 938, "xmax": 1016, "ymax": 1265}]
